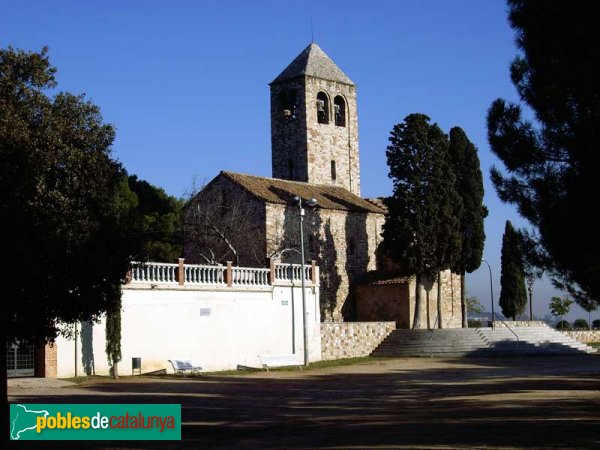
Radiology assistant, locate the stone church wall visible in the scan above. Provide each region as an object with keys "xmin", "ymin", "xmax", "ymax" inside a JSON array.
[
  {"xmin": 270, "ymin": 78, "xmax": 309, "ymax": 183},
  {"xmin": 266, "ymin": 203, "xmax": 384, "ymax": 322},
  {"xmin": 183, "ymin": 176, "xmax": 267, "ymax": 268},
  {"xmin": 305, "ymin": 77, "xmax": 360, "ymax": 195}
]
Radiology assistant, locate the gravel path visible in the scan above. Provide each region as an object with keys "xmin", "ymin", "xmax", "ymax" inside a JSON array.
[{"xmin": 9, "ymin": 356, "xmax": 600, "ymax": 449}]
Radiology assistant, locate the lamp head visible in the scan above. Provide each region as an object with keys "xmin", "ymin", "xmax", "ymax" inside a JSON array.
[{"xmin": 306, "ymin": 198, "xmax": 318, "ymax": 207}]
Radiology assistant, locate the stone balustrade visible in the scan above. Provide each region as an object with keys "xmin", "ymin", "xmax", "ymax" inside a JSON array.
[
  {"xmin": 127, "ymin": 258, "xmax": 318, "ymax": 289},
  {"xmin": 274, "ymin": 262, "xmax": 317, "ymax": 285}
]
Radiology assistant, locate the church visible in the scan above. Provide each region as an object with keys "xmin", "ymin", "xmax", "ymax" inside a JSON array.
[{"xmin": 185, "ymin": 43, "xmax": 462, "ymax": 326}]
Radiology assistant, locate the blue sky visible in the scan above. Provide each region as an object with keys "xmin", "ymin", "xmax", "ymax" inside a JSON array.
[{"xmin": 3, "ymin": 0, "xmax": 594, "ymax": 322}]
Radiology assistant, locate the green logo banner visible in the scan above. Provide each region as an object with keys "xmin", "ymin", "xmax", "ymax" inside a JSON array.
[{"xmin": 10, "ymin": 404, "xmax": 181, "ymax": 440}]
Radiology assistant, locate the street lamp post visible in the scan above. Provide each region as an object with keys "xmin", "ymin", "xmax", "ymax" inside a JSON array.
[
  {"xmin": 481, "ymin": 259, "xmax": 495, "ymax": 329},
  {"xmin": 526, "ymin": 276, "xmax": 534, "ymax": 322},
  {"xmin": 295, "ymin": 196, "xmax": 317, "ymax": 367}
]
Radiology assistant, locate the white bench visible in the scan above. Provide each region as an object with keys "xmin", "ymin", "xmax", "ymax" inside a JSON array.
[
  {"xmin": 258, "ymin": 354, "xmax": 302, "ymax": 371},
  {"xmin": 168, "ymin": 359, "xmax": 202, "ymax": 375}
]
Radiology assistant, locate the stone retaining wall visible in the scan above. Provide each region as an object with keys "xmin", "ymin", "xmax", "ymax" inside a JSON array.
[
  {"xmin": 321, "ymin": 322, "xmax": 396, "ymax": 361},
  {"xmin": 564, "ymin": 330, "xmax": 600, "ymax": 343},
  {"xmin": 493, "ymin": 320, "xmax": 547, "ymax": 328}
]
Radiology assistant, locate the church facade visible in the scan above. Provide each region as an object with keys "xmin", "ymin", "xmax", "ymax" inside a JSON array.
[{"xmin": 185, "ymin": 43, "xmax": 462, "ymax": 326}]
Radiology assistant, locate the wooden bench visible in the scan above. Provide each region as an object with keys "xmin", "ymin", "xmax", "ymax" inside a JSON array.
[
  {"xmin": 168, "ymin": 359, "xmax": 202, "ymax": 375},
  {"xmin": 258, "ymin": 354, "xmax": 302, "ymax": 371}
]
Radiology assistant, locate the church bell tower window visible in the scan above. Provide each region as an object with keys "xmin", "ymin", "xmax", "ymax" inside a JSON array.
[
  {"xmin": 280, "ymin": 90, "xmax": 297, "ymax": 120},
  {"xmin": 317, "ymin": 92, "xmax": 329, "ymax": 124},
  {"xmin": 334, "ymin": 96, "xmax": 346, "ymax": 127}
]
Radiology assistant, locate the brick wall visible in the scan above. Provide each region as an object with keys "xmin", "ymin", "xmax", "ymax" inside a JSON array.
[
  {"xmin": 321, "ymin": 322, "xmax": 396, "ymax": 360},
  {"xmin": 35, "ymin": 343, "xmax": 57, "ymax": 378}
]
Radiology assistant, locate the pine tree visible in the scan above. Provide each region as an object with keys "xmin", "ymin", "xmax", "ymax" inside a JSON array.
[
  {"xmin": 487, "ymin": 0, "xmax": 600, "ymax": 304},
  {"xmin": 448, "ymin": 127, "xmax": 487, "ymax": 327},
  {"xmin": 499, "ymin": 221, "xmax": 527, "ymax": 320},
  {"xmin": 384, "ymin": 113, "xmax": 461, "ymax": 329}
]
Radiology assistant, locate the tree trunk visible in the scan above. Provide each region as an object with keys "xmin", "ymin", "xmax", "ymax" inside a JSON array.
[
  {"xmin": 113, "ymin": 360, "xmax": 119, "ymax": 380},
  {"xmin": 437, "ymin": 271, "xmax": 443, "ymax": 329},
  {"xmin": 412, "ymin": 274, "xmax": 421, "ymax": 329},
  {"xmin": 461, "ymin": 272, "xmax": 468, "ymax": 328}
]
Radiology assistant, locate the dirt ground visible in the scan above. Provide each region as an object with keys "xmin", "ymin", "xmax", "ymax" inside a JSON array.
[{"xmin": 8, "ymin": 356, "xmax": 600, "ymax": 449}]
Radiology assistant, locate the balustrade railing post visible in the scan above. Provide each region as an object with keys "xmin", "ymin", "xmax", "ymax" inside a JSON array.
[
  {"xmin": 178, "ymin": 258, "xmax": 185, "ymax": 286},
  {"xmin": 226, "ymin": 261, "xmax": 233, "ymax": 287},
  {"xmin": 268, "ymin": 258, "xmax": 276, "ymax": 285}
]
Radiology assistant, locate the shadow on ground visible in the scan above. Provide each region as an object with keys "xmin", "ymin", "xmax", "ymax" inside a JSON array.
[{"xmin": 8, "ymin": 355, "xmax": 600, "ymax": 449}]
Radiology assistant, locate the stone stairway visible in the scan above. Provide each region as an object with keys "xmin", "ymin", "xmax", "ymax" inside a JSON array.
[
  {"xmin": 371, "ymin": 324, "xmax": 597, "ymax": 357},
  {"xmin": 477, "ymin": 324, "xmax": 597, "ymax": 355},
  {"xmin": 371, "ymin": 328, "xmax": 491, "ymax": 357}
]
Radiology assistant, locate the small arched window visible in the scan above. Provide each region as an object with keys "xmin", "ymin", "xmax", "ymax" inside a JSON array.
[
  {"xmin": 316, "ymin": 92, "xmax": 329, "ymax": 124},
  {"xmin": 331, "ymin": 160, "xmax": 337, "ymax": 181},
  {"xmin": 334, "ymin": 95, "xmax": 346, "ymax": 127}
]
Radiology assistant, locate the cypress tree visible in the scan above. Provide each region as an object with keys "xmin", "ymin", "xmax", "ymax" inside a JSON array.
[
  {"xmin": 448, "ymin": 127, "xmax": 487, "ymax": 327},
  {"xmin": 105, "ymin": 293, "xmax": 122, "ymax": 379},
  {"xmin": 384, "ymin": 113, "xmax": 461, "ymax": 329},
  {"xmin": 499, "ymin": 221, "xmax": 528, "ymax": 320}
]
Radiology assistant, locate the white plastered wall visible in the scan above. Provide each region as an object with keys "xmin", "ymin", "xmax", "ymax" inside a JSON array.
[{"xmin": 55, "ymin": 284, "xmax": 321, "ymax": 377}]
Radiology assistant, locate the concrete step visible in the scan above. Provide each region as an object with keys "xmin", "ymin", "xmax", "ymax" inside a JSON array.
[{"xmin": 371, "ymin": 326, "xmax": 596, "ymax": 357}]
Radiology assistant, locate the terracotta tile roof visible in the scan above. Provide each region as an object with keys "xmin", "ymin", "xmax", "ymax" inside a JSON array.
[
  {"xmin": 271, "ymin": 43, "xmax": 354, "ymax": 85},
  {"xmin": 364, "ymin": 197, "xmax": 389, "ymax": 213},
  {"xmin": 358, "ymin": 271, "xmax": 414, "ymax": 286},
  {"xmin": 221, "ymin": 171, "xmax": 385, "ymax": 214}
]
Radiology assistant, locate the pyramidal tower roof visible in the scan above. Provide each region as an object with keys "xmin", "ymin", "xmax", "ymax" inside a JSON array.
[{"xmin": 271, "ymin": 43, "xmax": 354, "ymax": 85}]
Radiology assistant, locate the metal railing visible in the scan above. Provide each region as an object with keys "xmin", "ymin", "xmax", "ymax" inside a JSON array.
[
  {"xmin": 429, "ymin": 314, "xmax": 439, "ymax": 358},
  {"xmin": 492, "ymin": 314, "xmax": 520, "ymax": 344}
]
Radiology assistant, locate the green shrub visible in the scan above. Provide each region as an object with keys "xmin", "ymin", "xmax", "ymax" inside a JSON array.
[
  {"xmin": 555, "ymin": 320, "xmax": 571, "ymax": 331},
  {"xmin": 593, "ymin": 319, "xmax": 600, "ymax": 329},
  {"xmin": 573, "ymin": 319, "xmax": 589, "ymax": 330},
  {"xmin": 468, "ymin": 319, "xmax": 484, "ymax": 328}
]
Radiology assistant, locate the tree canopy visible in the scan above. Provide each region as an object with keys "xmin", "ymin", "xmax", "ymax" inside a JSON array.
[
  {"xmin": 127, "ymin": 175, "xmax": 183, "ymax": 262},
  {"xmin": 0, "ymin": 46, "xmax": 145, "ymax": 432},
  {"xmin": 487, "ymin": 0, "xmax": 600, "ymax": 304},
  {"xmin": 448, "ymin": 127, "xmax": 486, "ymax": 274},
  {"xmin": 499, "ymin": 221, "xmax": 527, "ymax": 320},
  {"xmin": 549, "ymin": 296, "xmax": 573, "ymax": 331},
  {"xmin": 383, "ymin": 113, "xmax": 462, "ymax": 328},
  {"xmin": 1, "ymin": 46, "xmax": 136, "ymax": 343},
  {"xmin": 448, "ymin": 127, "xmax": 487, "ymax": 327}
]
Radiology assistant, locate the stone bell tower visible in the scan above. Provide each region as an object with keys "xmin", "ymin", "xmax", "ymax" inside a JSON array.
[{"xmin": 269, "ymin": 43, "xmax": 361, "ymax": 195}]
